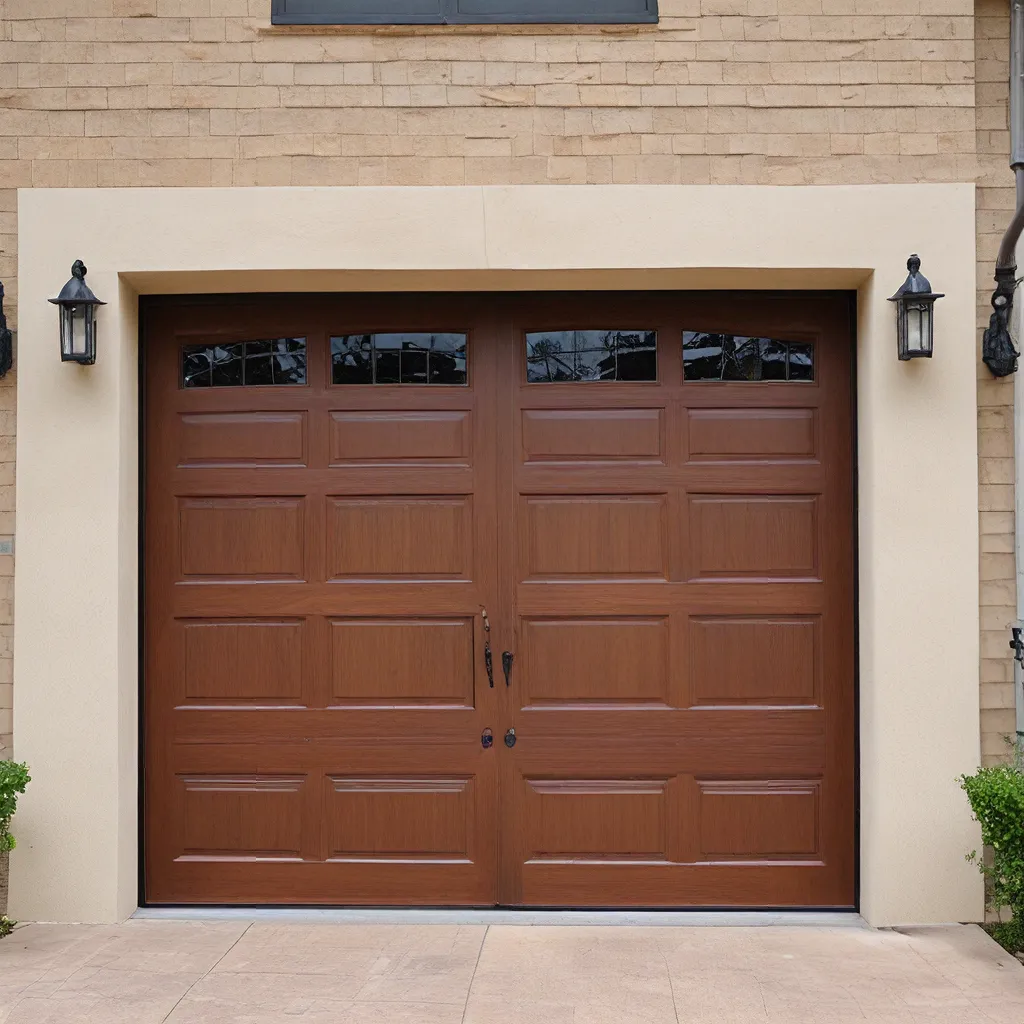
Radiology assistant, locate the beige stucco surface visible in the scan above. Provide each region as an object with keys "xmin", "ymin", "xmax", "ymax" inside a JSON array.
[{"xmin": 13, "ymin": 183, "xmax": 981, "ymax": 926}]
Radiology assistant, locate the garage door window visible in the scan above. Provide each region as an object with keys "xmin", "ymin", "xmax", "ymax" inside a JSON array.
[
  {"xmin": 683, "ymin": 332, "xmax": 814, "ymax": 382},
  {"xmin": 182, "ymin": 338, "xmax": 307, "ymax": 388},
  {"xmin": 271, "ymin": 0, "xmax": 657, "ymax": 26},
  {"xmin": 526, "ymin": 330, "xmax": 657, "ymax": 382},
  {"xmin": 331, "ymin": 333, "xmax": 468, "ymax": 385}
]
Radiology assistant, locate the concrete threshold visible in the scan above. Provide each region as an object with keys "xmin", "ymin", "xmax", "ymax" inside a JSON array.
[{"xmin": 133, "ymin": 907, "xmax": 868, "ymax": 927}]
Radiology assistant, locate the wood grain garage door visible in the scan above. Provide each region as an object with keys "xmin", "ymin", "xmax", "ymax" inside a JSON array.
[{"xmin": 144, "ymin": 292, "xmax": 854, "ymax": 907}]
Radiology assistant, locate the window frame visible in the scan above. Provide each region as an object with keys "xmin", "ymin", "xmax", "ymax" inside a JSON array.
[{"xmin": 271, "ymin": 0, "xmax": 658, "ymax": 26}]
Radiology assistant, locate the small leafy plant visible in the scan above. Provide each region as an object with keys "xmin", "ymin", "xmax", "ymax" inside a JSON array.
[
  {"xmin": 961, "ymin": 745, "xmax": 1024, "ymax": 954},
  {"xmin": 0, "ymin": 760, "xmax": 30, "ymax": 853},
  {"xmin": 0, "ymin": 916, "xmax": 13, "ymax": 938}
]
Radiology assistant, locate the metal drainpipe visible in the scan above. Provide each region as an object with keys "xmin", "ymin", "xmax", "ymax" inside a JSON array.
[{"xmin": 1009, "ymin": 0, "xmax": 1024, "ymax": 740}]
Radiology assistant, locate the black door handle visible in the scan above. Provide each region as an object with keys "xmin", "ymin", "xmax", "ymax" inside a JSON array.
[{"xmin": 501, "ymin": 651, "xmax": 514, "ymax": 687}]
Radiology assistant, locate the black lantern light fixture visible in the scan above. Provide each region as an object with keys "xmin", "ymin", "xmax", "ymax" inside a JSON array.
[
  {"xmin": 889, "ymin": 254, "xmax": 944, "ymax": 361},
  {"xmin": 0, "ymin": 282, "xmax": 13, "ymax": 379},
  {"xmin": 49, "ymin": 260, "xmax": 105, "ymax": 365}
]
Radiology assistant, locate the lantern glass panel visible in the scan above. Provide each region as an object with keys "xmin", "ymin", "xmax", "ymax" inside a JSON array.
[
  {"xmin": 59, "ymin": 304, "xmax": 96, "ymax": 363},
  {"xmin": 905, "ymin": 300, "xmax": 933, "ymax": 358},
  {"xmin": 906, "ymin": 304, "xmax": 924, "ymax": 353},
  {"xmin": 85, "ymin": 307, "xmax": 97, "ymax": 361}
]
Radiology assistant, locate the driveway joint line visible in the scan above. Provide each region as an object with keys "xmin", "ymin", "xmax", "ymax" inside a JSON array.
[
  {"xmin": 158, "ymin": 921, "xmax": 253, "ymax": 1024},
  {"xmin": 461, "ymin": 923, "xmax": 490, "ymax": 1024}
]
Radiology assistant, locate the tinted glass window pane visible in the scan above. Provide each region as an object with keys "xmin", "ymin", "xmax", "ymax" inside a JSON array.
[
  {"xmin": 181, "ymin": 338, "xmax": 306, "ymax": 388},
  {"xmin": 683, "ymin": 332, "xmax": 814, "ymax": 382},
  {"xmin": 272, "ymin": 0, "xmax": 658, "ymax": 27},
  {"xmin": 332, "ymin": 335, "xmax": 373, "ymax": 383},
  {"xmin": 759, "ymin": 339, "xmax": 788, "ymax": 381},
  {"xmin": 331, "ymin": 333, "xmax": 467, "ymax": 385},
  {"xmin": 182, "ymin": 347, "xmax": 213, "ymax": 389},
  {"xmin": 210, "ymin": 344, "xmax": 243, "ymax": 387},
  {"xmin": 526, "ymin": 330, "xmax": 657, "ymax": 382},
  {"xmin": 788, "ymin": 342, "xmax": 814, "ymax": 382}
]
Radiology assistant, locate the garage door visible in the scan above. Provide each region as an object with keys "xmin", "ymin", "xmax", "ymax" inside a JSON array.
[{"xmin": 144, "ymin": 291, "xmax": 855, "ymax": 907}]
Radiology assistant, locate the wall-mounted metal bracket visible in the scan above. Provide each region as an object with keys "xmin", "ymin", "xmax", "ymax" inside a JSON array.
[{"xmin": 983, "ymin": 265, "xmax": 1021, "ymax": 377}]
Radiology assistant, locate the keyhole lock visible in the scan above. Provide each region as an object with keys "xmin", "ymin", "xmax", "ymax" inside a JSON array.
[
  {"xmin": 504, "ymin": 727, "xmax": 516, "ymax": 748},
  {"xmin": 481, "ymin": 728, "xmax": 494, "ymax": 749}
]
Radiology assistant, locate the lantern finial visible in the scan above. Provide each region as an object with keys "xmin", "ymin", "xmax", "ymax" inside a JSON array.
[{"xmin": 71, "ymin": 260, "xmax": 86, "ymax": 280}]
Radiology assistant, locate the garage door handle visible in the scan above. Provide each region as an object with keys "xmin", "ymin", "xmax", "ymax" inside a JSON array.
[{"xmin": 502, "ymin": 651, "xmax": 514, "ymax": 687}]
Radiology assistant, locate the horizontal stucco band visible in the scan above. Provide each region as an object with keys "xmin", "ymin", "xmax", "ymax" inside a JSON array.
[{"xmin": 13, "ymin": 184, "xmax": 980, "ymax": 926}]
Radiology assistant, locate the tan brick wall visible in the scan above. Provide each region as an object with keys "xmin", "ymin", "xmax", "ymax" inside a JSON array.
[
  {"xmin": 0, "ymin": 0, "xmax": 1012, "ymax": 760},
  {"xmin": 976, "ymin": 0, "xmax": 1017, "ymax": 766}
]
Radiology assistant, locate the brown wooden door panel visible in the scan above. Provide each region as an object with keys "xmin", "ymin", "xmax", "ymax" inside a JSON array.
[
  {"xmin": 145, "ymin": 294, "xmax": 502, "ymax": 905},
  {"xmin": 144, "ymin": 291, "xmax": 855, "ymax": 908},
  {"xmin": 503, "ymin": 291, "xmax": 854, "ymax": 908}
]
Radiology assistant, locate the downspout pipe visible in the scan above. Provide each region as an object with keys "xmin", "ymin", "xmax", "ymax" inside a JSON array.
[{"xmin": 984, "ymin": 0, "xmax": 1024, "ymax": 379}]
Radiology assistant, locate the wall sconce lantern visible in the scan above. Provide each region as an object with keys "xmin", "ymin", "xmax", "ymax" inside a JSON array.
[
  {"xmin": 49, "ymin": 260, "xmax": 104, "ymax": 365},
  {"xmin": 0, "ymin": 282, "xmax": 13, "ymax": 379},
  {"xmin": 889, "ymin": 254, "xmax": 943, "ymax": 361}
]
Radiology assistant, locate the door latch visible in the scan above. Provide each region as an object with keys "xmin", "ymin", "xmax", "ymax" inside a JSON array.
[
  {"xmin": 502, "ymin": 651, "xmax": 514, "ymax": 687},
  {"xmin": 504, "ymin": 727, "xmax": 516, "ymax": 748},
  {"xmin": 481, "ymin": 728, "xmax": 493, "ymax": 749},
  {"xmin": 482, "ymin": 609, "xmax": 494, "ymax": 687}
]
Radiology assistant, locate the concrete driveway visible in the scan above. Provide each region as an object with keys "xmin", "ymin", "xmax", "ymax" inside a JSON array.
[{"xmin": 1, "ymin": 917, "xmax": 1022, "ymax": 1023}]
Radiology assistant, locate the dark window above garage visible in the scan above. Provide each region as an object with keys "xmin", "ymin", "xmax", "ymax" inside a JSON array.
[{"xmin": 271, "ymin": 0, "xmax": 657, "ymax": 26}]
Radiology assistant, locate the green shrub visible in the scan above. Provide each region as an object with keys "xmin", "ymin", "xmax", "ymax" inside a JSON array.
[
  {"xmin": 0, "ymin": 916, "xmax": 13, "ymax": 938},
  {"xmin": 0, "ymin": 760, "xmax": 30, "ymax": 853},
  {"xmin": 961, "ymin": 749, "xmax": 1024, "ymax": 954}
]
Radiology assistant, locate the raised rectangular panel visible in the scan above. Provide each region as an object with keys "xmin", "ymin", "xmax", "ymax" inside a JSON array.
[
  {"xmin": 330, "ymin": 618, "xmax": 473, "ymax": 706},
  {"xmin": 326, "ymin": 776, "xmax": 472, "ymax": 860},
  {"xmin": 687, "ymin": 408, "xmax": 816, "ymax": 461},
  {"xmin": 178, "ymin": 411, "xmax": 306, "ymax": 467},
  {"xmin": 328, "ymin": 497, "xmax": 471, "ymax": 579},
  {"xmin": 179, "ymin": 497, "xmax": 304, "ymax": 579},
  {"xmin": 183, "ymin": 619, "xmax": 304, "ymax": 703},
  {"xmin": 524, "ymin": 778, "xmax": 667, "ymax": 860},
  {"xmin": 524, "ymin": 496, "xmax": 666, "ymax": 578},
  {"xmin": 697, "ymin": 780, "xmax": 821, "ymax": 859},
  {"xmin": 689, "ymin": 617, "xmax": 818, "ymax": 706},
  {"xmin": 522, "ymin": 408, "xmax": 662, "ymax": 462},
  {"xmin": 330, "ymin": 410, "xmax": 470, "ymax": 464},
  {"xmin": 688, "ymin": 496, "xmax": 818, "ymax": 580},
  {"xmin": 178, "ymin": 775, "xmax": 304, "ymax": 860},
  {"xmin": 522, "ymin": 618, "xmax": 668, "ymax": 705}
]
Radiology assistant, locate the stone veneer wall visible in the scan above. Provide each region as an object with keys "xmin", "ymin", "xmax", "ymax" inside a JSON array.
[{"xmin": 0, "ymin": 0, "xmax": 1013, "ymax": 761}]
